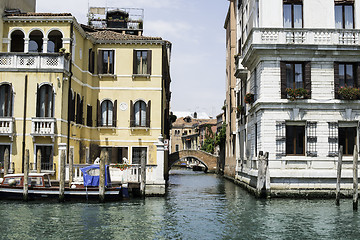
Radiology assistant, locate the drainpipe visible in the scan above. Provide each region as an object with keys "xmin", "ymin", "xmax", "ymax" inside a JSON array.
[
  {"xmin": 21, "ymin": 75, "xmax": 28, "ymax": 173},
  {"xmin": 66, "ymin": 21, "xmax": 74, "ymax": 173}
]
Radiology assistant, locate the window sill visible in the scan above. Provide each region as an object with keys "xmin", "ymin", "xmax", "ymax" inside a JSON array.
[
  {"xmin": 132, "ymin": 74, "xmax": 151, "ymax": 80},
  {"xmin": 97, "ymin": 126, "xmax": 116, "ymax": 130},
  {"xmin": 98, "ymin": 74, "xmax": 116, "ymax": 79},
  {"xmin": 130, "ymin": 126, "xmax": 150, "ymax": 131}
]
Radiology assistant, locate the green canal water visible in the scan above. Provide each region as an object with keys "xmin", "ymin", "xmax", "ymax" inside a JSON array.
[{"xmin": 1, "ymin": 169, "xmax": 360, "ymax": 239}]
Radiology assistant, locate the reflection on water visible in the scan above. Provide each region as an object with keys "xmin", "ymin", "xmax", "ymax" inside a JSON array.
[{"xmin": 0, "ymin": 169, "xmax": 360, "ymax": 239}]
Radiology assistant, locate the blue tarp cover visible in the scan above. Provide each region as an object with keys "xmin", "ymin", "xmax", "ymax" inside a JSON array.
[{"xmin": 80, "ymin": 164, "xmax": 110, "ymax": 187}]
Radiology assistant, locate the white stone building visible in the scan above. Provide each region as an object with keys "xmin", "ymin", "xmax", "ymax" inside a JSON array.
[{"xmin": 235, "ymin": 0, "xmax": 360, "ymax": 196}]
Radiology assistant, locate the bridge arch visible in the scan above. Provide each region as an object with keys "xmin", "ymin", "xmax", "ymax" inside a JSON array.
[{"xmin": 168, "ymin": 150, "xmax": 218, "ymax": 173}]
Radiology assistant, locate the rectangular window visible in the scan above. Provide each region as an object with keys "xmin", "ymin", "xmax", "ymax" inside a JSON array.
[
  {"xmin": 35, "ymin": 146, "xmax": 53, "ymax": 171},
  {"xmin": 133, "ymin": 50, "xmax": 152, "ymax": 75},
  {"xmin": 98, "ymin": 50, "xmax": 114, "ymax": 74},
  {"xmin": 132, "ymin": 147, "xmax": 147, "ymax": 165},
  {"xmin": 88, "ymin": 49, "xmax": 95, "ymax": 73},
  {"xmin": 281, "ymin": 62, "xmax": 311, "ymax": 99},
  {"xmin": 286, "ymin": 125, "xmax": 305, "ymax": 155},
  {"xmin": 109, "ymin": 147, "xmax": 128, "ymax": 164},
  {"xmin": 339, "ymin": 127, "xmax": 357, "ymax": 155},
  {"xmin": 87, "ymin": 105, "xmax": 92, "ymax": 127},
  {"xmin": 306, "ymin": 122, "xmax": 317, "ymax": 157},
  {"xmin": 175, "ymin": 144, "xmax": 179, "ymax": 152},
  {"xmin": 335, "ymin": 3, "xmax": 354, "ymax": 29},
  {"xmin": 286, "ymin": 63, "xmax": 303, "ymax": 89},
  {"xmin": 283, "ymin": 1, "xmax": 303, "ymax": 28},
  {"xmin": 339, "ymin": 63, "xmax": 355, "ymax": 87},
  {"xmin": 0, "ymin": 145, "xmax": 10, "ymax": 166}
]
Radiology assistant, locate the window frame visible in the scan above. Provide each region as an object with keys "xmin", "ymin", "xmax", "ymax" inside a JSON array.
[
  {"xmin": 133, "ymin": 50, "xmax": 152, "ymax": 76},
  {"xmin": 283, "ymin": 0, "xmax": 303, "ymax": 29},
  {"xmin": 132, "ymin": 147, "xmax": 147, "ymax": 165},
  {"xmin": 280, "ymin": 61, "xmax": 311, "ymax": 99},
  {"xmin": 0, "ymin": 83, "xmax": 13, "ymax": 117},
  {"xmin": 100, "ymin": 100, "xmax": 114, "ymax": 127},
  {"xmin": 36, "ymin": 84, "xmax": 54, "ymax": 118},
  {"xmin": 339, "ymin": 126, "xmax": 357, "ymax": 156},
  {"xmin": 286, "ymin": 124, "xmax": 305, "ymax": 156},
  {"xmin": 97, "ymin": 49, "xmax": 115, "ymax": 75},
  {"xmin": 335, "ymin": 2, "xmax": 354, "ymax": 29}
]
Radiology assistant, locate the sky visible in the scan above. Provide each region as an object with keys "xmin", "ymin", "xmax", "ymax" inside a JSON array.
[{"xmin": 37, "ymin": 0, "xmax": 228, "ymax": 118}]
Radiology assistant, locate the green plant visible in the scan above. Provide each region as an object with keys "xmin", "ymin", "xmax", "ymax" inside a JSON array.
[
  {"xmin": 222, "ymin": 105, "xmax": 226, "ymax": 112},
  {"xmin": 338, "ymin": 86, "xmax": 360, "ymax": 100},
  {"xmin": 237, "ymin": 105, "xmax": 244, "ymax": 114},
  {"xmin": 215, "ymin": 124, "xmax": 227, "ymax": 146},
  {"xmin": 285, "ymin": 88, "xmax": 309, "ymax": 101},
  {"xmin": 244, "ymin": 93, "xmax": 254, "ymax": 104},
  {"xmin": 59, "ymin": 48, "xmax": 66, "ymax": 54},
  {"xmin": 113, "ymin": 163, "xmax": 129, "ymax": 171}
]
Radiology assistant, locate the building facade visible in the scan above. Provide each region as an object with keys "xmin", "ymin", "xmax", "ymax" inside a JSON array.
[
  {"xmin": 0, "ymin": 6, "xmax": 171, "ymax": 195},
  {"xmin": 232, "ymin": 0, "xmax": 360, "ymax": 196}
]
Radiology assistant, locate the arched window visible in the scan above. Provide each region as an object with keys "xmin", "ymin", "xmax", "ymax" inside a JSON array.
[
  {"xmin": 0, "ymin": 84, "xmax": 13, "ymax": 117},
  {"xmin": 10, "ymin": 30, "xmax": 24, "ymax": 52},
  {"xmin": 36, "ymin": 84, "xmax": 53, "ymax": 117},
  {"xmin": 101, "ymin": 100, "xmax": 115, "ymax": 126},
  {"xmin": 47, "ymin": 30, "xmax": 63, "ymax": 53},
  {"xmin": 130, "ymin": 100, "xmax": 151, "ymax": 127},
  {"xmin": 29, "ymin": 30, "xmax": 44, "ymax": 53}
]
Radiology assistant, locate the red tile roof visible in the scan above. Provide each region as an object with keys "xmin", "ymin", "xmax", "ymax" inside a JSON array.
[{"xmin": 88, "ymin": 30, "xmax": 162, "ymax": 41}]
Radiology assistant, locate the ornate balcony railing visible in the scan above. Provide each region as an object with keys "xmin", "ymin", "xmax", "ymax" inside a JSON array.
[
  {"xmin": 31, "ymin": 117, "xmax": 56, "ymax": 141},
  {"xmin": 0, "ymin": 53, "xmax": 70, "ymax": 72},
  {"xmin": 0, "ymin": 117, "xmax": 14, "ymax": 140},
  {"xmin": 241, "ymin": 28, "xmax": 360, "ymax": 58}
]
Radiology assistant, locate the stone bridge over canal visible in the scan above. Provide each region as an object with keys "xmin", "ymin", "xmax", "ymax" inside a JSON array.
[{"xmin": 168, "ymin": 150, "xmax": 218, "ymax": 173}]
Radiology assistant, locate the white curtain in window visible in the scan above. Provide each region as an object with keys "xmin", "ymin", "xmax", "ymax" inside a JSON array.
[
  {"xmin": 134, "ymin": 101, "xmax": 146, "ymax": 126},
  {"xmin": 101, "ymin": 100, "xmax": 113, "ymax": 126},
  {"xmin": 142, "ymin": 51, "xmax": 148, "ymax": 74}
]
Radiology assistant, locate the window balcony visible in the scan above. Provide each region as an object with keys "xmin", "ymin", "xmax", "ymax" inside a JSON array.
[
  {"xmin": 31, "ymin": 117, "xmax": 56, "ymax": 141},
  {"xmin": 241, "ymin": 28, "xmax": 360, "ymax": 59},
  {"xmin": 0, "ymin": 53, "xmax": 70, "ymax": 72},
  {"xmin": 0, "ymin": 117, "xmax": 14, "ymax": 140}
]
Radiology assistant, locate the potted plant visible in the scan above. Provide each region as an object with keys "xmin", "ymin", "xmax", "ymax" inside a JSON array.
[
  {"xmin": 338, "ymin": 86, "xmax": 360, "ymax": 100},
  {"xmin": 244, "ymin": 93, "xmax": 254, "ymax": 104},
  {"xmin": 237, "ymin": 105, "xmax": 245, "ymax": 114},
  {"xmin": 285, "ymin": 88, "xmax": 309, "ymax": 101},
  {"xmin": 59, "ymin": 48, "xmax": 66, "ymax": 55}
]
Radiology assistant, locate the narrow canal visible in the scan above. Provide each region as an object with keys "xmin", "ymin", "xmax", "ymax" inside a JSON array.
[{"xmin": 1, "ymin": 169, "xmax": 360, "ymax": 239}]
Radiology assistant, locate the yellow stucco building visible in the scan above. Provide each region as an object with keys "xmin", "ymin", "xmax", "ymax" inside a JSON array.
[{"xmin": 0, "ymin": 5, "xmax": 171, "ymax": 195}]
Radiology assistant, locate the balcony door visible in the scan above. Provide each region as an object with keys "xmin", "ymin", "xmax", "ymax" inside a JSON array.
[{"xmin": 36, "ymin": 84, "xmax": 54, "ymax": 118}]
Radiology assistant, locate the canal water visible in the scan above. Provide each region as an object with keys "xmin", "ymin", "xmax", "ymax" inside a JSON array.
[{"xmin": 1, "ymin": 169, "xmax": 360, "ymax": 239}]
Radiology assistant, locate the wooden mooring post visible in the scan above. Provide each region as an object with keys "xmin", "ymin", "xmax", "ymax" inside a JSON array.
[
  {"xmin": 353, "ymin": 145, "xmax": 358, "ymax": 211},
  {"xmin": 36, "ymin": 148, "xmax": 41, "ymax": 173},
  {"xmin": 4, "ymin": 147, "xmax": 9, "ymax": 176},
  {"xmin": 23, "ymin": 149, "xmax": 29, "ymax": 201},
  {"xmin": 335, "ymin": 146, "xmax": 343, "ymax": 206},
  {"xmin": 140, "ymin": 150, "xmax": 146, "ymax": 197},
  {"xmin": 59, "ymin": 150, "xmax": 66, "ymax": 202},
  {"xmin": 68, "ymin": 148, "xmax": 74, "ymax": 187},
  {"xmin": 256, "ymin": 151, "xmax": 269, "ymax": 198},
  {"xmin": 99, "ymin": 150, "xmax": 107, "ymax": 203}
]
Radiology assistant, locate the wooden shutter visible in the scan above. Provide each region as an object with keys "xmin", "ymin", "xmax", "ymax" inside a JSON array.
[
  {"xmin": 110, "ymin": 50, "xmax": 115, "ymax": 74},
  {"xmin": 280, "ymin": 62, "xmax": 287, "ymax": 99},
  {"xmin": 334, "ymin": 62, "xmax": 339, "ymax": 99},
  {"xmin": 147, "ymin": 50, "xmax": 152, "ymax": 75},
  {"xmin": 133, "ymin": 50, "xmax": 137, "ymax": 74},
  {"xmin": 97, "ymin": 99, "xmax": 100, "ymax": 127},
  {"xmin": 9, "ymin": 83, "xmax": 13, "ymax": 116},
  {"xmin": 80, "ymin": 97, "xmax": 84, "ymax": 124},
  {"xmin": 97, "ymin": 50, "xmax": 103, "ymax": 74},
  {"xmin": 113, "ymin": 100, "xmax": 117, "ymax": 127},
  {"xmin": 130, "ymin": 100, "xmax": 134, "ymax": 127},
  {"xmin": 146, "ymin": 100, "xmax": 151, "ymax": 127},
  {"xmin": 36, "ymin": 83, "xmax": 40, "ymax": 117},
  {"xmin": 304, "ymin": 62, "xmax": 311, "ymax": 99}
]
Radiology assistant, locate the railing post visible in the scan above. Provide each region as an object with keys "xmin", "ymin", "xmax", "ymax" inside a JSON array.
[
  {"xmin": 69, "ymin": 148, "xmax": 74, "ymax": 187},
  {"xmin": 23, "ymin": 149, "xmax": 29, "ymax": 202}
]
